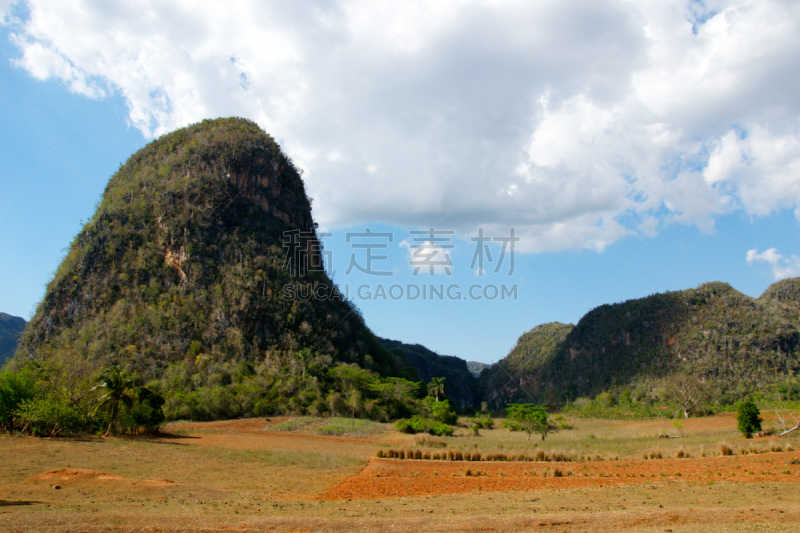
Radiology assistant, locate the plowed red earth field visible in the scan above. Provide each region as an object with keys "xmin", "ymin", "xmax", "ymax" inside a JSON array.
[{"xmin": 323, "ymin": 452, "xmax": 800, "ymax": 499}]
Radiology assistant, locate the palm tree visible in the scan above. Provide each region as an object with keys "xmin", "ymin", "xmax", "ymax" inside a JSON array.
[
  {"xmin": 93, "ymin": 365, "xmax": 135, "ymax": 437},
  {"xmin": 427, "ymin": 377, "xmax": 446, "ymax": 402}
]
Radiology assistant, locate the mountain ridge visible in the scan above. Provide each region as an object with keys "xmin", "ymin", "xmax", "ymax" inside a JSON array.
[
  {"xmin": 0, "ymin": 313, "xmax": 26, "ymax": 367},
  {"xmin": 479, "ymin": 278, "xmax": 800, "ymax": 407}
]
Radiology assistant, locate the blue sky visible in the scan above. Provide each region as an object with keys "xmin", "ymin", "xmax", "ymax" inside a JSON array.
[{"xmin": 1, "ymin": 1, "xmax": 799, "ymax": 363}]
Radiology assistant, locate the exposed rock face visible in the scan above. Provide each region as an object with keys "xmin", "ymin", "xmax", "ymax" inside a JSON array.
[{"xmin": 16, "ymin": 118, "xmax": 399, "ymax": 380}]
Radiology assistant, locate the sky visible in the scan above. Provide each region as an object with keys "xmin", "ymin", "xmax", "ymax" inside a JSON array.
[{"xmin": 1, "ymin": 0, "xmax": 799, "ymax": 364}]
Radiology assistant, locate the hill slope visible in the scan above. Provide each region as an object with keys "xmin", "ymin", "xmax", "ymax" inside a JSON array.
[
  {"xmin": 13, "ymin": 118, "xmax": 412, "ymax": 419},
  {"xmin": 0, "ymin": 313, "xmax": 26, "ymax": 367},
  {"xmin": 466, "ymin": 361, "xmax": 491, "ymax": 378},
  {"xmin": 479, "ymin": 279, "xmax": 800, "ymax": 407},
  {"xmin": 379, "ymin": 338, "xmax": 478, "ymax": 408}
]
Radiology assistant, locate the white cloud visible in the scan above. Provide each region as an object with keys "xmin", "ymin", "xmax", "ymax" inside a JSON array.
[
  {"xmin": 5, "ymin": 0, "xmax": 800, "ymax": 252},
  {"xmin": 746, "ymin": 247, "xmax": 800, "ymax": 280},
  {"xmin": 399, "ymin": 238, "xmax": 454, "ymax": 277}
]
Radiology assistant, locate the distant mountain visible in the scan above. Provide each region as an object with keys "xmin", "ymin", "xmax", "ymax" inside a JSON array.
[
  {"xmin": 466, "ymin": 361, "xmax": 491, "ymax": 378},
  {"xmin": 479, "ymin": 279, "xmax": 800, "ymax": 407},
  {"xmin": 0, "ymin": 313, "xmax": 26, "ymax": 367},
  {"xmin": 379, "ymin": 338, "xmax": 478, "ymax": 408}
]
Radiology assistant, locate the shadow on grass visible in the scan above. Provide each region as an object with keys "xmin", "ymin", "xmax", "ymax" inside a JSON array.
[
  {"xmin": 140, "ymin": 432, "xmax": 202, "ymax": 445},
  {"xmin": 0, "ymin": 500, "xmax": 43, "ymax": 507}
]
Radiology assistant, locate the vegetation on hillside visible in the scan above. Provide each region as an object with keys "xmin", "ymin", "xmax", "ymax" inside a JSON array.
[
  {"xmin": 466, "ymin": 361, "xmax": 491, "ymax": 378},
  {"xmin": 7, "ymin": 118, "xmax": 419, "ymax": 421},
  {"xmin": 480, "ymin": 280, "xmax": 800, "ymax": 408},
  {"xmin": 379, "ymin": 338, "xmax": 478, "ymax": 409}
]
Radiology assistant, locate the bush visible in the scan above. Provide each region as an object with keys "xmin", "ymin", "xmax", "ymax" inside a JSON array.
[
  {"xmin": 14, "ymin": 397, "xmax": 83, "ymax": 437},
  {"xmin": 129, "ymin": 387, "xmax": 166, "ymax": 433},
  {"xmin": 422, "ymin": 398, "xmax": 458, "ymax": 425},
  {"xmin": 395, "ymin": 415, "xmax": 453, "ymax": 436},
  {"xmin": 0, "ymin": 370, "xmax": 36, "ymax": 431},
  {"xmin": 737, "ymin": 400, "xmax": 762, "ymax": 438},
  {"xmin": 472, "ymin": 415, "xmax": 494, "ymax": 429}
]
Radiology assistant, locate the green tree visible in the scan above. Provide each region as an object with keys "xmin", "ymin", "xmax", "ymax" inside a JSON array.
[
  {"xmin": 129, "ymin": 387, "xmax": 166, "ymax": 433},
  {"xmin": 737, "ymin": 399, "xmax": 762, "ymax": 438},
  {"xmin": 93, "ymin": 365, "xmax": 136, "ymax": 436},
  {"xmin": 14, "ymin": 397, "xmax": 81, "ymax": 437},
  {"xmin": 427, "ymin": 377, "xmax": 446, "ymax": 402},
  {"xmin": 503, "ymin": 403, "xmax": 559, "ymax": 441},
  {"xmin": 0, "ymin": 369, "xmax": 36, "ymax": 432},
  {"xmin": 423, "ymin": 397, "xmax": 458, "ymax": 425},
  {"xmin": 370, "ymin": 377, "xmax": 419, "ymax": 404}
]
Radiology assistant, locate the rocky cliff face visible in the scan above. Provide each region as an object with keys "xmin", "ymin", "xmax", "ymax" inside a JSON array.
[{"xmin": 16, "ymin": 118, "xmax": 405, "ymax": 382}]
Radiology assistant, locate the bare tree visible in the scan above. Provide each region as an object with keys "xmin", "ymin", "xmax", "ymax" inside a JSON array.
[
  {"xmin": 663, "ymin": 374, "xmax": 707, "ymax": 419},
  {"xmin": 774, "ymin": 397, "xmax": 800, "ymax": 437}
]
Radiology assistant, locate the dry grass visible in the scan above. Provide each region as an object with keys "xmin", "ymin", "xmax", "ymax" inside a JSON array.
[
  {"xmin": 2, "ymin": 414, "xmax": 800, "ymax": 532},
  {"xmin": 413, "ymin": 434, "xmax": 447, "ymax": 448}
]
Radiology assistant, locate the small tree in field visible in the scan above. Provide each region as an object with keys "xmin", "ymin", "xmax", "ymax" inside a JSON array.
[
  {"xmin": 664, "ymin": 373, "xmax": 707, "ymax": 419},
  {"xmin": 737, "ymin": 400, "xmax": 762, "ymax": 438},
  {"xmin": 503, "ymin": 404, "xmax": 558, "ymax": 441}
]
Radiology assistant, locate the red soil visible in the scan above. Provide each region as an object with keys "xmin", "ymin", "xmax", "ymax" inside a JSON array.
[
  {"xmin": 27, "ymin": 468, "xmax": 174, "ymax": 486},
  {"xmin": 322, "ymin": 452, "xmax": 800, "ymax": 500}
]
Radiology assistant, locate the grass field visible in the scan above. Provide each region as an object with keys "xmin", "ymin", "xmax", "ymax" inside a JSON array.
[{"xmin": 1, "ymin": 414, "xmax": 800, "ymax": 532}]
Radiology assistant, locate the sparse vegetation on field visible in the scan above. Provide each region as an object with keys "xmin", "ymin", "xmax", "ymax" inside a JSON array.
[
  {"xmin": 313, "ymin": 417, "xmax": 384, "ymax": 437},
  {"xmin": 1, "ymin": 414, "xmax": 800, "ymax": 532},
  {"xmin": 269, "ymin": 416, "xmax": 386, "ymax": 437},
  {"xmin": 270, "ymin": 417, "xmax": 317, "ymax": 432}
]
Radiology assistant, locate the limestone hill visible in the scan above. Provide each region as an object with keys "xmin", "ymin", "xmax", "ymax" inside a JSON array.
[
  {"xmin": 479, "ymin": 279, "xmax": 800, "ymax": 406},
  {"xmin": 13, "ymin": 118, "xmax": 412, "ymax": 419}
]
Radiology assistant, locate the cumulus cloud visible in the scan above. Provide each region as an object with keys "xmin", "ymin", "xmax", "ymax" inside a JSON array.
[
  {"xmin": 746, "ymin": 247, "xmax": 800, "ymax": 280},
  {"xmin": 4, "ymin": 0, "xmax": 800, "ymax": 252}
]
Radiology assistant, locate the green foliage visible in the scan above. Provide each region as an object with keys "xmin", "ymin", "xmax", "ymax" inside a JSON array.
[
  {"xmin": 595, "ymin": 392, "xmax": 615, "ymax": 408},
  {"xmin": 503, "ymin": 403, "xmax": 559, "ymax": 441},
  {"xmin": 472, "ymin": 414, "xmax": 494, "ymax": 429},
  {"xmin": 128, "ymin": 387, "xmax": 166, "ymax": 433},
  {"xmin": 94, "ymin": 365, "xmax": 136, "ymax": 436},
  {"xmin": 564, "ymin": 401, "xmax": 670, "ymax": 420},
  {"xmin": 0, "ymin": 369, "xmax": 36, "ymax": 431},
  {"xmin": 394, "ymin": 415, "xmax": 453, "ymax": 436},
  {"xmin": 469, "ymin": 414, "xmax": 494, "ymax": 435},
  {"xmin": 379, "ymin": 338, "xmax": 478, "ymax": 409},
  {"xmin": 427, "ymin": 377, "xmax": 446, "ymax": 401},
  {"xmin": 422, "ymin": 397, "xmax": 458, "ymax": 425},
  {"xmin": 312, "ymin": 417, "xmax": 383, "ymax": 437},
  {"xmin": 13, "ymin": 396, "xmax": 83, "ymax": 437},
  {"xmin": 737, "ymin": 400, "xmax": 762, "ymax": 438},
  {"xmin": 0, "ymin": 361, "xmax": 168, "ymax": 437}
]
